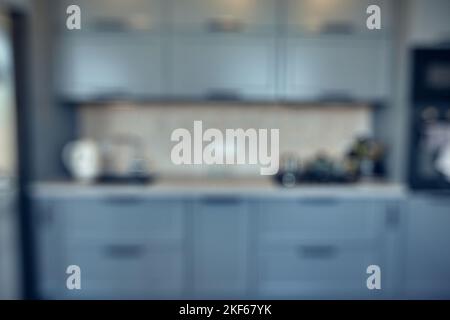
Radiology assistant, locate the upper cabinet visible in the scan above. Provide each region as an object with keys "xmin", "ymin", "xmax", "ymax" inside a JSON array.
[
  {"xmin": 170, "ymin": 0, "xmax": 278, "ymax": 35},
  {"xmin": 54, "ymin": 0, "xmax": 165, "ymax": 33},
  {"xmin": 286, "ymin": 0, "xmax": 393, "ymax": 35},
  {"xmin": 169, "ymin": 34, "xmax": 277, "ymax": 101},
  {"xmin": 282, "ymin": 0, "xmax": 393, "ymax": 102},
  {"xmin": 54, "ymin": 33, "xmax": 165, "ymax": 100},
  {"xmin": 407, "ymin": 0, "xmax": 450, "ymax": 45},
  {"xmin": 53, "ymin": 0, "xmax": 166, "ymax": 100},
  {"xmin": 283, "ymin": 37, "xmax": 390, "ymax": 102},
  {"xmin": 168, "ymin": 0, "xmax": 278, "ymax": 101},
  {"xmin": 52, "ymin": 0, "xmax": 395, "ymax": 103}
]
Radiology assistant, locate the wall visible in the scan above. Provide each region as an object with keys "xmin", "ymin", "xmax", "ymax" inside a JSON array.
[{"xmin": 78, "ymin": 103, "xmax": 373, "ymax": 176}]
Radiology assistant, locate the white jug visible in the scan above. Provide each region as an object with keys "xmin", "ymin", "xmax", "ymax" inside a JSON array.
[{"xmin": 62, "ymin": 139, "xmax": 101, "ymax": 183}]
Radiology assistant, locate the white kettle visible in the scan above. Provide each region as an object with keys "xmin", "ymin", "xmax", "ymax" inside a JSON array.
[{"xmin": 62, "ymin": 139, "xmax": 101, "ymax": 183}]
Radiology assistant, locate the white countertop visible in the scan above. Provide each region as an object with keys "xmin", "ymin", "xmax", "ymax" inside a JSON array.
[{"xmin": 30, "ymin": 177, "xmax": 407, "ymax": 199}]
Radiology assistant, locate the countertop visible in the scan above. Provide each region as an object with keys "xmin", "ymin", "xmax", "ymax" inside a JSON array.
[{"xmin": 30, "ymin": 177, "xmax": 407, "ymax": 199}]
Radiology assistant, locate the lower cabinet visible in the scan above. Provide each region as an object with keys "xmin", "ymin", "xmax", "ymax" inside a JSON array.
[
  {"xmin": 33, "ymin": 194, "xmax": 405, "ymax": 299},
  {"xmin": 192, "ymin": 197, "xmax": 249, "ymax": 298},
  {"xmin": 34, "ymin": 196, "xmax": 186, "ymax": 299},
  {"xmin": 258, "ymin": 244, "xmax": 383, "ymax": 298},
  {"xmin": 256, "ymin": 198, "xmax": 399, "ymax": 299},
  {"xmin": 404, "ymin": 196, "xmax": 450, "ymax": 299},
  {"xmin": 63, "ymin": 241, "xmax": 183, "ymax": 299}
]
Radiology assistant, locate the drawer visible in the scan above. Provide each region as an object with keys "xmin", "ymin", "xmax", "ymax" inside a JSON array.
[
  {"xmin": 259, "ymin": 199, "xmax": 384, "ymax": 241},
  {"xmin": 63, "ymin": 241, "xmax": 184, "ymax": 299},
  {"xmin": 58, "ymin": 198, "xmax": 185, "ymax": 241},
  {"xmin": 258, "ymin": 244, "xmax": 383, "ymax": 298}
]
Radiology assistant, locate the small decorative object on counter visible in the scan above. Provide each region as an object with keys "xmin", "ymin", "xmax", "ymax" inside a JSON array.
[
  {"xmin": 275, "ymin": 153, "xmax": 301, "ymax": 187},
  {"xmin": 62, "ymin": 139, "xmax": 101, "ymax": 184},
  {"xmin": 346, "ymin": 137, "xmax": 386, "ymax": 180}
]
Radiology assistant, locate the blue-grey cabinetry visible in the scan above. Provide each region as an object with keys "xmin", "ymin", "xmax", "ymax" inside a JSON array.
[
  {"xmin": 53, "ymin": 0, "xmax": 165, "ymax": 100},
  {"xmin": 192, "ymin": 196, "xmax": 249, "ymax": 298},
  {"xmin": 34, "ymin": 196, "xmax": 186, "ymax": 299},
  {"xmin": 404, "ymin": 195, "xmax": 450, "ymax": 299},
  {"xmin": 282, "ymin": 0, "xmax": 392, "ymax": 102},
  {"xmin": 256, "ymin": 198, "xmax": 399, "ymax": 298},
  {"xmin": 169, "ymin": 0, "xmax": 278, "ymax": 101}
]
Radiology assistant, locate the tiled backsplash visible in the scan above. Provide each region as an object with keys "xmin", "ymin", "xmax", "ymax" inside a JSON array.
[{"xmin": 78, "ymin": 103, "xmax": 373, "ymax": 176}]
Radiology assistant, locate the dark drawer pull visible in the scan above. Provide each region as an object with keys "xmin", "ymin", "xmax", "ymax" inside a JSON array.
[
  {"xmin": 103, "ymin": 244, "xmax": 146, "ymax": 259},
  {"xmin": 201, "ymin": 196, "xmax": 243, "ymax": 206},
  {"xmin": 205, "ymin": 89, "xmax": 243, "ymax": 101},
  {"xmin": 102, "ymin": 196, "xmax": 145, "ymax": 205},
  {"xmin": 298, "ymin": 198, "xmax": 340, "ymax": 206},
  {"xmin": 298, "ymin": 245, "xmax": 338, "ymax": 259},
  {"xmin": 206, "ymin": 18, "xmax": 245, "ymax": 33}
]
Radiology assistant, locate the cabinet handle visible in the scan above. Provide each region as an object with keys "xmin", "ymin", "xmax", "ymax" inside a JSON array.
[
  {"xmin": 317, "ymin": 91, "xmax": 356, "ymax": 103},
  {"xmin": 102, "ymin": 196, "xmax": 145, "ymax": 205},
  {"xmin": 205, "ymin": 89, "xmax": 243, "ymax": 101},
  {"xmin": 103, "ymin": 244, "xmax": 146, "ymax": 259},
  {"xmin": 298, "ymin": 198, "xmax": 339, "ymax": 206},
  {"xmin": 201, "ymin": 196, "xmax": 243, "ymax": 206},
  {"xmin": 298, "ymin": 245, "xmax": 338, "ymax": 259},
  {"xmin": 206, "ymin": 18, "xmax": 244, "ymax": 33}
]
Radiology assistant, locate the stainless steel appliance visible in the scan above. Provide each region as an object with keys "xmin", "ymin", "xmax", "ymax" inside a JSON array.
[{"xmin": 409, "ymin": 48, "xmax": 450, "ymax": 190}]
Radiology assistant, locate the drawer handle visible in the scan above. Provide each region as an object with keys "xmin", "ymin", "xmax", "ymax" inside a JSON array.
[
  {"xmin": 298, "ymin": 198, "xmax": 339, "ymax": 206},
  {"xmin": 205, "ymin": 89, "xmax": 243, "ymax": 101},
  {"xmin": 206, "ymin": 18, "xmax": 245, "ymax": 33},
  {"xmin": 102, "ymin": 196, "xmax": 145, "ymax": 205},
  {"xmin": 201, "ymin": 196, "xmax": 243, "ymax": 206},
  {"xmin": 103, "ymin": 244, "xmax": 146, "ymax": 259},
  {"xmin": 298, "ymin": 245, "xmax": 338, "ymax": 259}
]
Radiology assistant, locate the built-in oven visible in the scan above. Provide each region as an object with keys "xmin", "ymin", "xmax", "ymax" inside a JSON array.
[{"xmin": 409, "ymin": 48, "xmax": 450, "ymax": 190}]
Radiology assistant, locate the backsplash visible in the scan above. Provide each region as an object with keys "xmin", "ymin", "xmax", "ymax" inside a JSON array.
[{"xmin": 78, "ymin": 103, "xmax": 373, "ymax": 176}]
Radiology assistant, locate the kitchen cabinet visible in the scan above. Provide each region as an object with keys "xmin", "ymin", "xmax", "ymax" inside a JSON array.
[
  {"xmin": 256, "ymin": 198, "xmax": 396, "ymax": 298},
  {"xmin": 34, "ymin": 196, "xmax": 186, "ymax": 299},
  {"xmin": 171, "ymin": 0, "xmax": 277, "ymax": 35},
  {"xmin": 169, "ymin": 0, "xmax": 278, "ymax": 101},
  {"xmin": 282, "ymin": 0, "xmax": 392, "ymax": 102},
  {"xmin": 169, "ymin": 34, "xmax": 277, "ymax": 101},
  {"xmin": 54, "ymin": 33, "xmax": 165, "ymax": 100},
  {"xmin": 192, "ymin": 196, "xmax": 249, "ymax": 298},
  {"xmin": 404, "ymin": 196, "xmax": 450, "ymax": 299},
  {"xmin": 54, "ymin": 0, "xmax": 164, "ymax": 32},
  {"xmin": 283, "ymin": 37, "xmax": 390, "ymax": 102},
  {"xmin": 0, "ymin": 192, "xmax": 19, "ymax": 299},
  {"xmin": 34, "ymin": 199, "xmax": 66, "ymax": 298},
  {"xmin": 285, "ymin": 0, "xmax": 393, "ymax": 34},
  {"xmin": 407, "ymin": 0, "xmax": 450, "ymax": 45},
  {"xmin": 32, "ymin": 190, "xmax": 404, "ymax": 299}
]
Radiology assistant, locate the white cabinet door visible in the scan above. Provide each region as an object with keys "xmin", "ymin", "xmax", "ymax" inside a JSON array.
[
  {"xmin": 405, "ymin": 196, "xmax": 450, "ymax": 299},
  {"xmin": 193, "ymin": 197, "xmax": 249, "ymax": 298},
  {"xmin": 170, "ymin": 34, "xmax": 277, "ymax": 101},
  {"xmin": 284, "ymin": 37, "xmax": 390, "ymax": 102}
]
